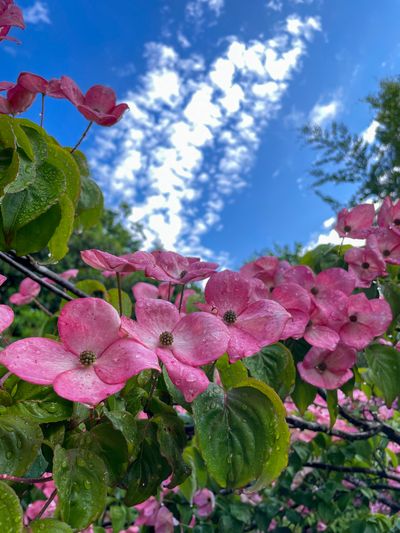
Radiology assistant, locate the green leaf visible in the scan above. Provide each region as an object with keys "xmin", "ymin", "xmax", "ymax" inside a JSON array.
[
  {"xmin": 4, "ymin": 382, "xmax": 72, "ymax": 423},
  {"xmin": 0, "ymin": 481, "xmax": 23, "ymax": 533},
  {"xmin": 365, "ymin": 344, "xmax": 400, "ymax": 406},
  {"xmin": 53, "ymin": 446, "xmax": 108, "ymax": 530},
  {"xmin": 104, "ymin": 409, "xmax": 139, "ymax": 459},
  {"xmin": 326, "ymin": 389, "xmax": 338, "ymax": 427},
  {"xmin": 154, "ymin": 411, "xmax": 191, "ymax": 487},
  {"xmin": 48, "ymin": 194, "xmax": 75, "ymax": 261},
  {"xmin": 110, "ymin": 505, "xmax": 127, "ymax": 533},
  {"xmin": 244, "ymin": 343, "xmax": 295, "ymax": 399},
  {"xmin": 216, "ymin": 354, "xmax": 248, "ymax": 389},
  {"xmin": 291, "ymin": 371, "xmax": 317, "ymax": 415},
  {"xmin": 382, "ymin": 283, "xmax": 400, "ymax": 332},
  {"xmin": 30, "ymin": 519, "xmax": 73, "ymax": 532},
  {"xmin": 72, "ymin": 150, "xmax": 103, "ymax": 229},
  {"xmin": 0, "ymin": 415, "xmax": 42, "ymax": 475},
  {"xmin": 124, "ymin": 421, "xmax": 170, "ymax": 505},
  {"xmin": 193, "ymin": 379, "xmax": 289, "ymax": 489},
  {"xmin": 106, "ymin": 288, "xmax": 132, "ymax": 317}
]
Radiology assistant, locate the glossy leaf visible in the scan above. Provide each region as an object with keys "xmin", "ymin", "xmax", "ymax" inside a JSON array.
[
  {"xmin": 53, "ymin": 446, "xmax": 108, "ymax": 529},
  {"xmin": 106, "ymin": 288, "xmax": 132, "ymax": 317},
  {"xmin": 291, "ymin": 371, "xmax": 317, "ymax": 415},
  {"xmin": 30, "ymin": 519, "xmax": 73, "ymax": 532},
  {"xmin": 365, "ymin": 344, "xmax": 400, "ymax": 406},
  {"xmin": 216, "ymin": 354, "xmax": 248, "ymax": 389},
  {"xmin": 0, "ymin": 481, "xmax": 23, "ymax": 533},
  {"xmin": 0, "ymin": 415, "xmax": 42, "ymax": 475}
]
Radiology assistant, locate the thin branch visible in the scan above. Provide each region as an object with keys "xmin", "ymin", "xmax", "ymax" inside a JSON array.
[
  {"xmin": 344, "ymin": 476, "xmax": 400, "ymax": 514},
  {"xmin": 305, "ymin": 462, "xmax": 400, "ymax": 483},
  {"xmin": 287, "ymin": 416, "xmax": 380, "ymax": 441},
  {"xmin": 0, "ymin": 474, "xmax": 53, "ymax": 483},
  {"xmin": 0, "ymin": 252, "xmax": 74, "ymax": 301},
  {"xmin": 70, "ymin": 121, "xmax": 93, "ymax": 153},
  {"xmin": 33, "ymin": 297, "xmax": 53, "ymax": 317},
  {"xmin": 12, "ymin": 252, "xmax": 89, "ymax": 298},
  {"xmin": 35, "ymin": 488, "xmax": 57, "ymax": 521}
]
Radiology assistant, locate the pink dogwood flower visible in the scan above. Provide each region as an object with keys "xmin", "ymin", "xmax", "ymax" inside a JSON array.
[
  {"xmin": 60, "ymin": 76, "xmax": 129, "ymax": 126},
  {"xmin": 0, "ymin": 82, "xmax": 35, "ymax": 114},
  {"xmin": 121, "ymin": 298, "xmax": 229, "ymax": 401},
  {"xmin": 17, "ymin": 72, "xmax": 65, "ymax": 98},
  {"xmin": 0, "ymin": 274, "xmax": 13, "ymax": 333},
  {"xmin": 297, "ymin": 343, "xmax": 357, "ymax": 389},
  {"xmin": 0, "ymin": 0, "xmax": 24, "ymax": 42},
  {"xmin": 9, "ymin": 277, "xmax": 40, "ymax": 305},
  {"xmin": 43, "ymin": 268, "xmax": 79, "ymax": 285},
  {"xmin": 146, "ymin": 251, "xmax": 218, "ymax": 284},
  {"xmin": 203, "ymin": 270, "xmax": 290, "ymax": 362},
  {"xmin": 369, "ymin": 227, "xmax": 400, "ymax": 264},
  {"xmin": 344, "ymin": 237, "xmax": 387, "ymax": 287},
  {"xmin": 335, "ymin": 204, "xmax": 375, "ymax": 238},
  {"xmin": 81, "ymin": 249, "xmax": 153, "ymax": 274},
  {"xmin": 377, "ymin": 196, "xmax": 400, "ymax": 235},
  {"xmin": 270, "ymin": 283, "xmax": 311, "ymax": 339},
  {"xmin": 338, "ymin": 292, "xmax": 392, "ymax": 350},
  {"xmin": 0, "ymin": 298, "xmax": 160, "ymax": 405},
  {"xmin": 193, "ymin": 489, "xmax": 215, "ymax": 517},
  {"xmin": 240, "ymin": 256, "xmax": 290, "ymax": 291},
  {"xmin": 132, "ymin": 282, "xmax": 169, "ymax": 301},
  {"xmin": 134, "ymin": 497, "xmax": 161, "ymax": 527}
]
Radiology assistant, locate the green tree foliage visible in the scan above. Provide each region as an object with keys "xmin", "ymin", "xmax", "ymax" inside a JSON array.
[{"xmin": 302, "ymin": 77, "xmax": 400, "ymax": 208}]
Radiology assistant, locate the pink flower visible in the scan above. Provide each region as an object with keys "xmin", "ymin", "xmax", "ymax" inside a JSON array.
[
  {"xmin": 24, "ymin": 498, "xmax": 56, "ymax": 523},
  {"xmin": 154, "ymin": 506, "xmax": 176, "ymax": 533},
  {"xmin": 43, "ymin": 269, "xmax": 79, "ymax": 285},
  {"xmin": 0, "ymin": 274, "xmax": 13, "ymax": 333},
  {"xmin": 81, "ymin": 249, "xmax": 153, "ymax": 274},
  {"xmin": 0, "ymin": 298, "xmax": 160, "ymax": 405},
  {"xmin": 297, "ymin": 343, "xmax": 357, "ymax": 389},
  {"xmin": 9, "ymin": 277, "xmax": 40, "ymax": 305},
  {"xmin": 146, "ymin": 251, "xmax": 218, "ymax": 284},
  {"xmin": 121, "ymin": 298, "xmax": 229, "ymax": 401},
  {"xmin": 377, "ymin": 196, "xmax": 400, "ymax": 235},
  {"xmin": 17, "ymin": 72, "xmax": 64, "ymax": 98},
  {"xmin": 193, "ymin": 489, "xmax": 215, "ymax": 517},
  {"xmin": 338, "ymin": 293, "xmax": 392, "ymax": 350},
  {"xmin": 369, "ymin": 227, "xmax": 400, "ymax": 264},
  {"xmin": 344, "ymin": 237, "xmax": 387, "ymax": 287},
  {"xmin": 335, "ymin": 204, "xmax": 375, "ymax": 238},
  {"xmin": 0, "ymin": 82, "xmax": 35, "ymax": 114},
  {"xmin": 203, "ymin": 270, "xmax": 290, "ymax": 362},
  {"xmin": 0, "ymin": 0, "xmax": 24, "ymax": 42},
  {"xmin": 240, "ymin": 256, "xmax": 290, "ymax": 291},
  {"xmin": 60, "ymin": 76, "xmax": 129, "ymax": 126},
  {"xmin": 134, "ymin": 497, "xmax": 160, "ymax": 526}
]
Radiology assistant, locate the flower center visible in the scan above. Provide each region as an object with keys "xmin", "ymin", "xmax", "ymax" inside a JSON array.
[
  {"xmin": 79, "ymin": 350, "xmax": 97, "ymax": 366},
  {"xmin": 344, "ymin": 225, "xmax": 352, "ymax": 233},
  {"xmin": 180, "ymin": 270, "xmax": 188, "ymax": 279},
  {"xmin": 159, "ymin": 331, "xmax": 174, "ymax": 346},
  {"xmin": 223, "ymin": 310, "xmax": 237, "ymax": 324},
  {"xmin": 361, "ymin": 262, "xmax": 370, "ymax": 269},
  {"xmin": 394, "ymin": 218, "xmax": 400, "ymax": 226},
  {"xmin": 316, "ymin": 362, "xmax": 327, "ymax": 373},
  {"xmin": 310, "ymin": 286, "xmax": 319, "ymax": 296},
  {"xmin": 349, "ymin": 314, "xmax": 358, "ymax": 322},
  {"xmin": 383, "ymin": 249, "xmax": 391, "ymax": 257}
]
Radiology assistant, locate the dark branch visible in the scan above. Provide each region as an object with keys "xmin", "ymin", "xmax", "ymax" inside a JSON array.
[
  {"xmin": 305, "ymin": 462, "xmax": 400, "ymax": 483},
  {"xmin": 287, "ymin": 415, "xmax": 380, "ymax": 441}
]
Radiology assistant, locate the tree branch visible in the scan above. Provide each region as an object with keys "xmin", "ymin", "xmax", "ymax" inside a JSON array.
[
  {"xmin": 287, "ymin": 415, "xmax": 380, "ymax": 441},
  {"xmin": 305, "ymin": 462, "xmax": 400, "ymax": 483},
  {"xmin": 0, "ymin": 474, "xmax": 53, "ymax": 483}
]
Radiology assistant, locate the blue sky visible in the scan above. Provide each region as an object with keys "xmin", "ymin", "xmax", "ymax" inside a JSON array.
[{"xmin": 3, "ymin": 0, "xmax": 400, "ymax": 268}]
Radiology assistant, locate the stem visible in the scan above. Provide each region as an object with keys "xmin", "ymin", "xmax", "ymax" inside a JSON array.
[
  {"xmin": 70, "ymin": 121, "xmax": 93, "ymax": 153},
  {"xmin": 0, "ymin": 371, "xmax": 11, "ymax": 388},
  {"xmin": 167, "ymin": 282, "xmax": 172, "ymax": 302},
  {"xmin": 33, "ymin": 298, "xmax": 53, "ymax": 317},
  {"xmin": 35, "ymin": 488, "xmax": 57, "ymax": 521},
  {"xmin": 0, "ymin": 474, "xmax": 53, "ymax": 483},
  {"xmin": 40, "ymin": 93, "xmax": 45, "ymax": 128},
  {"xmin": 116, "ymin": 272, "xmax": 123, "ymax": 316},
  {"xmin": 305, "ymin": 462, "xmax": 400, "ymax": 483},
  {"xmin": 178, "ymin": 285, "xmax": 185, "ymax": 313},
  {"xmin": 338, "ymin": 236, "xmax": 345, "ymax": 255}
]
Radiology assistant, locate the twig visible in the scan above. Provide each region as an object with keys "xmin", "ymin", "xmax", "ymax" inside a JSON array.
[
  {"xmin": 287, "ymin": 415, "xmax": 380, "ymax": 441},
  {"xmin": 35, "ymin": 488, "xmax": 57, "ymax": 521},
  {"xmin": 305, "ymin": 462, "xmax": 400, "ymax": 483},
  {"xmin": 0, "ymin": 474, "xmax": 53, "ymax": 484},
  {"xmin": 33, "ymin": 297, "xmax": 53, "ymax": 317},
  {"xmin": 70, "ymin": 121, "xmax": 93, "ymax": 153}
]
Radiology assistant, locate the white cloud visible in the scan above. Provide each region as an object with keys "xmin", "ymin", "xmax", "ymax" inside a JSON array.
[
  {"xmin": 90, "ymin": 15, "xmax": 321, "ymax": 260},
  {"xmin": 266, "ymin": 0, "xmax": 283, "ymax": 12},
  {"xmin": 186, "ymin": 0, "xmax": 224, "ymax": 20},
  {"xmin": 22, "ymin": 1, "xmax": 50, "ymax": 24},
  {"xmin": 362, "ymin": 120, "xmax": 379, "ymax": 144},
  {"xmin": 309, "ymin": 95, "xmax": 341, "ymax": 125}
]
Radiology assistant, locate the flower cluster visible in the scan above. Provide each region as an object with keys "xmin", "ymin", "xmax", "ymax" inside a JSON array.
[
  {"xmin": 0, "ymin": 72, "xmax": 128, "ymax": 126},
  {"xmin": 0, "ymin": 0, "xmax": 24, "ymax": 43}
]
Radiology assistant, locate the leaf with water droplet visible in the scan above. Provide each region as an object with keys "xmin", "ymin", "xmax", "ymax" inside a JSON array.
[{"xmin": 0, "ymin": 481, "xmax": 23, "ymax": 533}]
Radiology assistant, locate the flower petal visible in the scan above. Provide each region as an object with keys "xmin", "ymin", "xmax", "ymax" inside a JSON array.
[
  {"xmin": 236, "ymin": 299, "xmax": 290, "ymax": 345},
  {"xmin": 95, "ymin": 339, "xmax": 160, "ymax": 384},
  {"xmin": 0, "ymin": 338, "xmax": 77, "ymax": 385},
  {"xmin": 58, "ymin": 298, "xmax": 120, "ymax": 356},
  {"xmin": 135, "ymin": 298, "xmax": 180, "ymax": 340},
  {"xmin": 205, "ymin": 270, "xmax": 251, "ymax": 316},
  {"xmin": 53, "ymin": 366, "xmax": 124, "ymax": 405},
  {"xmin": 0, "ymin": 304, "xmax": 13, "ymax": 333},
  {"xmin": 157, "ymin": 348, "xmax": 209, "ymax": 402},
  {"xmin": 172, "ymin": 312, "xmax": 229, "ymax": 366},
  {"xmin": 304, "ymin": 324, "xmax": 340, "ymax": 351}
]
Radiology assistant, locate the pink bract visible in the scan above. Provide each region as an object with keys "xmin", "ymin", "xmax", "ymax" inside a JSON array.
[
  {"xmin": 204, "ymin": 270, "xmax": 290, "ymax": 362},
  {"xmin": 240, "ymin": 256, "xmax": 290, "ymax": 291},
  {"xmin": 81, "ymin": 249, "xmax": 153, "ymax": 273},
  {"xmin": 270, "ymin": 283, "xmax": 311, "ymax": 339},
  {"xmin": 17, "ymin": 72, "xmax": 65, "ymax": 98},
  {"xmin": 0, "ymin": 0, "xmax": 24, "ymax": 42},
  {"xmin": 335, "ymin": 204, "xmax": 375, "ymax": 238},
  {"xmin": 121, "ymin": 298, "xmax": 229, "ymax": 401},
  {"xmin": 0, "ymin": 82, "xmax": 35, "ymax": 114},
  {"xmin": 9, "ymin": 277, "xmax": 40, "ymax": 305},
  {"xmin": 377, "ymin": 196, "xmax": 400, "ymax": 235},
  {"xmin": 0, "ymin": 298, "xmax": 160, "ymax": 405},
  {"xmin": 60, "ymin": 76, "xmax": 129, "ymax": 126},
  {"xmin": 369, "ymin": 227, "xmax": 400, "ymax": 264},
  {"xmin": 193, "ymin": 489, "xmax": 215, "ymax": 517},
  {"xmin": 146, "ymin": 250, "xmax": 218, "ymax": 284},
  {"xmin": 0, "ymin": 304, "xmax": 14, "ymax": 333},
  {"xmin": 338, "ymin": 292, "xmax": 392, "ymax": 350},
  {"xmin": 297, "ymin": 343, "xmax": 357, "ymax": 389}
]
